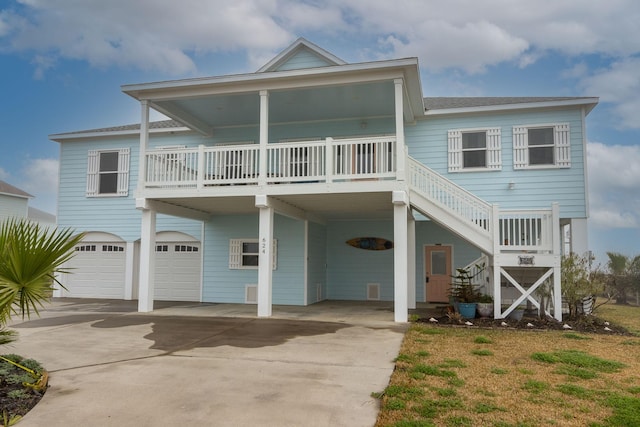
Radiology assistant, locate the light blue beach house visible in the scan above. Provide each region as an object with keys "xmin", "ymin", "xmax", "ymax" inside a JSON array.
[{"xmin": 51, "ymin": 38, "xmax": 597, "ymax": 322}]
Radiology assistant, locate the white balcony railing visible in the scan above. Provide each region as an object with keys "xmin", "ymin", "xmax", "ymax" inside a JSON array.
[
  {"xmin": 144, "ymin": 136, "xmax": 397, "ymax": 188},
  {"xmin": 498, "ymin": 209, "xmax": 554, "ymax": 252}
]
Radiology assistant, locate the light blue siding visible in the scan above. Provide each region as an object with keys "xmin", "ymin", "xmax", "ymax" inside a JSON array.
[
  {"xmin": 274, "ymin": 49, "xmax": 334, "ymax": 71},
  {"xmin": 0, "ymin": 194, "xmax": 28, "ymax": 221},
  {"xmin": 326, "ymin": 220, "xmax": 395, "ymax": 301},
  {"xmin": 406, "ymin": 108, "xmax": 587, "ymax": 218},
  {"xmin": 202, "ymin": 214, "xmax": 306, "ymax": 305},
  {"xmin": 57, "ymin": 135, "xmax": 201, "ymax": 241}
]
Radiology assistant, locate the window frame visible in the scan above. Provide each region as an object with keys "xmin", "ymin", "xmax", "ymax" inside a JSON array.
[
  {"xmin": 512, "ymin": 123, "xmax": 571, "ymax": 170},
  {"xmin": 229, "ymin": 239, "xmax": 277, "ymax": 270},
  {"xmin": 86, "ymin": 148, "xmax": 130, "ymax": 197},
  {"xmin": 448, "ymin": 127, "xmax": 501, "ymax": 172}
]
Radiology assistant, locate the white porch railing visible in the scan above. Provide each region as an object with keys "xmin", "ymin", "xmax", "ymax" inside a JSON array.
[
  {"xmin": 407, "ymin": 157, "xmax": 492, "ymax": 235},
  {"xmin": 498, "ymin": 209, "xmax": 554, "ymax": 252},
  {"xmin": 144, "ymin": 136, "xmax": 397, "ymax": 188}
]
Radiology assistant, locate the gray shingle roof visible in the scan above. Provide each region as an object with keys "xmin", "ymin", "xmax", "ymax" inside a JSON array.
[
  {"xmin": 0, "ymin": 180, "xmax": 33, "ymax": 198},
  {"xmin": 60, "ymin": 119, "xmax": 184, "ymax": 136},
  {"xmin": 423, "ymin": 97, "xmax": 595, "ymax": 111}
]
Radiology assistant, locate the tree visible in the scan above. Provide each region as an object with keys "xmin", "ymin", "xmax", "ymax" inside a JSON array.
[
  {"xmin": 606, "ymin": 252, "xmax": 638, "ymax": 305},
  {"xmin": 561, "ymin": 252, "xmax": 603, "ymax": 319},
  {"xmin": 0, "ymin": 218, "xmax": 83, "ymax": 343}
]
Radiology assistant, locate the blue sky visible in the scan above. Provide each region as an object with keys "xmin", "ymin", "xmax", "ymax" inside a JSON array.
[{"xmin": 1, "ymin": 0, "xmax": 639, "ymax": 266}]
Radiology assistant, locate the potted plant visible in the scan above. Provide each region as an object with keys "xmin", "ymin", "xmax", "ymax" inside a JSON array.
[
  {"xmin": 476, "ymin": 294, "xmax": 493, "ymax": 318},
  {"xmin": 449, "ymin": 265, "xmax": 483, "ymax": 319}
]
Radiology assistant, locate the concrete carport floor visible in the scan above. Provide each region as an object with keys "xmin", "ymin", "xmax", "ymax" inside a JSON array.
[{"xmin": 8, "ymin": 299, "xmax": 408, "ymax": 427}]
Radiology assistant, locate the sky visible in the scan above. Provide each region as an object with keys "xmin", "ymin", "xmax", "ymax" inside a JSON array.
[{"xmin": 0, "ymin": 0, "xmax": 639, "ymax": 266}]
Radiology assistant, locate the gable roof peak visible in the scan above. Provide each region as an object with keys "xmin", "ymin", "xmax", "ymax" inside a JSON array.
[{"xmin": 257, "ymin": 37, "xmax": 346, "ymax": 73}]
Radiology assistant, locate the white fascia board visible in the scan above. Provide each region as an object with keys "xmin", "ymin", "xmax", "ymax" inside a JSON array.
[
  {"xmin": 122, "ymin": 58, "xmax": 420, "ymax": 99},
  {"xmin": 424, "ymin": 98, "xmax": 599, "ymax": 117},
  {"xmin": 49, "ymin": 126, "xmax": 192, "ymax": 142}
]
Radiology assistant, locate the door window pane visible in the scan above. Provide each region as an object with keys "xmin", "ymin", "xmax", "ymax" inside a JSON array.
[{"xmin": 431, "ymin": 250, "xmax": 447, "ymax": 275}]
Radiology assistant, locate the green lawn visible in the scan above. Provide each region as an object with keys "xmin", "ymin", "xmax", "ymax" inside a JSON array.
[{"xmin": 375, "ymin": 303, "xmax": 640, "ymax": 427}]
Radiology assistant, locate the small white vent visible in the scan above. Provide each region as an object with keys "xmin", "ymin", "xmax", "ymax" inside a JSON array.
[
  {"xmin": 367, "ymin": 283, "xmax": 380, "ymax": 301},
  {"xmin": 245, "ymin": 284, "xmax": 257, "ymax": 304}
]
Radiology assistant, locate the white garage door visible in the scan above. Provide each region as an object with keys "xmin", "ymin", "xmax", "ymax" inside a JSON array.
[
  {"xmin": 62, "ymin": 242, "xmax": 126, "ymax": 299},
  {"xmin": 154, "ymin": 242, "xmax": 201, "ymax": 301}
]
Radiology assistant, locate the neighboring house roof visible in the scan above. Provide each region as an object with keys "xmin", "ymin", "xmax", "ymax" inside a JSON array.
[
  {"xmin": 424, "ymin": 96, "xmax": 598, "ymax": 115},
  {"xmin": 28, "ymin": 206, "xmax": 56, "ymax": 225},
  {"xmin": 0, "ymin": 180, "xmax": 33, "ymax": 199}
]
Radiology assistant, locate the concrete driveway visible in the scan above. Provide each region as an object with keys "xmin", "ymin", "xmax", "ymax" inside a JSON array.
[{"xmin": 8, "ymin": 299, "xmax": 407, "ymax": 427}]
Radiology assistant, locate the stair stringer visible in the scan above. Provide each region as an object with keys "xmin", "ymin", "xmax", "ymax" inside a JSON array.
[{"xmin": 409, "ymin": 189, "xmax": 494, "ymax": 255}]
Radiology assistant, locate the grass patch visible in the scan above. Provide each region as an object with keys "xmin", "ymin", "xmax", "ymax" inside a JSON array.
[
  {"xmin": 522, "ymin": 379, "xmax": 550, "ymax": 394},
  {"xmin": 376, "ymin": 303, "xmax": 640, "ymax": 427},
  {"xmin": 474, "ymin": 335, "xmax": 493, "ymax": 344},
  {"xmin": 471, "ymin": 349, "xmax": 493, "ymax": 356}
]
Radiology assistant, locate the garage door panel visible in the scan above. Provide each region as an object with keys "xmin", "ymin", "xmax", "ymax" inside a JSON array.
[
  {"xmin": 62, "ymin": 243, "xmax": 126, "ymax": 299},
  {"xmin": 154, "ymin": 242, "xmax": 201, "ymax": 301}
]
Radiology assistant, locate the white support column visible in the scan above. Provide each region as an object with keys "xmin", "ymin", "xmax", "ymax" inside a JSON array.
[
  {"xmin": 569, "ymin": 218, "xmax": 589, "ymax": 257},
  {"xmin": 124, "ymin": 241, "xmax": 135, "ymax": 300},
  {"xmin": 552, "ymin": 202, "xmax": 563, "ymax": 321},
  {"xmin": 408, "ymin": 214, "xmax": 416, "ymax": 310},
  {"xmin": 393, "ymin": 190, "xmax": 409, "ymax": 322},
  {"xmin": 137, "ymin": 100, "xmax": 150, "ymax": 190},
  {"xmin": 138, "ymin": 207, "xmax": 156, "ymax": 312},
  {"xmin": 259, "ymin": 90, "xmax": 269, "ymax": 186},
  {"xmin": 256, "ymin": 196, "xmax": 274, "ymax": 317},
  {"xmin": 394, "ymin": 79, "xmax": 406, "ymax": 181}
]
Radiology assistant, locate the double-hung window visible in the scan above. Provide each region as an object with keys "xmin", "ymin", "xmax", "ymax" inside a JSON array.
[
  {"xmin": 513, "ymin": 124, "xmax": 571, "ymax": 169},
  {"xmin": 448, "ymin": 128, "xmax": 501, "ymax": 172},
  {"xmin": 229, "ymin": 239, "xmax": 277, "ymax": 270},
  {"xmin": 86, "ymin": 148, "xmax": 130, "ymax": 196}
]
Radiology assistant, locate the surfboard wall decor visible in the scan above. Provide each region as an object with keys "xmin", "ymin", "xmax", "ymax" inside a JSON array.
[{"xmin": 346, "ymin": 237, "xmax": 393, "ymax": 251}]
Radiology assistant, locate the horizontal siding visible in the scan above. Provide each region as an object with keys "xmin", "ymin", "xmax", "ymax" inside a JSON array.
[
  {"xmin": 275, "ymin": 50, "xmax": 333, "ymax": 71},
  {"xmin": 202, "ymin": 214, "xmax": 305, "ymax": 305},
  {"xmin": 0, "ymin": 195, "xmax": 28, "ymax": 221},
  {"xmin": 58, "ymin": 135, "xmax": 201, "ymax": 241},
  {"xmin": 406, "ymin": 108, "xmax": 587, "ymax": 217},
  {"xmin": 326, "ymin": 220, "xmax": 395, "ymax": 301}
]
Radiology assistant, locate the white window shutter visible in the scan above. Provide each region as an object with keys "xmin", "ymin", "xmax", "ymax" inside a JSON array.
[
  {"xmin": 229, "ymin": 239, "xmax": 242, "ymax": 269},
  {"xmin": 512, "ymin": 127, "xmax": 528, "ymax": 170},
  {"xmin": 554, "ymin": 124, "xmax": 571, "ymax": 168},
  {"xmin": 447, "ymin": 130, "xmax": 462, "ymax": 172},
  {"xmin": 86, "ymin": 150, "xmax": 99, "ymax": 196},
  {"xmin": 486, "ymin": 128, "xmax": 502, "ymax": 170},
  {"xmin": 117, "ymin": 148, "xmax": 130, "ymax": 196}
]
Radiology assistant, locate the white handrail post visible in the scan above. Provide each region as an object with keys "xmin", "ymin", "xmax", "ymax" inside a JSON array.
[
  {"xmin": 197, "ymin": 144, "xmax": 205, "ymax": 190},
  {"xmin": 325, "ymin": 137, "xmax": 333, "ymax": 183},
  {"xmin": 138, "ymin": 100, "xmax": 149, "ymax": 190}
]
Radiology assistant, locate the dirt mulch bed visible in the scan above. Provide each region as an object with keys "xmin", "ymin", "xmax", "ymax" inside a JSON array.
[{"xmin": 417, "ymin": 313, "xmax": 634, "ymax": 335}]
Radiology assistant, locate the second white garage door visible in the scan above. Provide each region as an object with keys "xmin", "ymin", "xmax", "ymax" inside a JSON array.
[{"xmin": 154, "ymin": 242, "xmax": 201, "ymax": 301}]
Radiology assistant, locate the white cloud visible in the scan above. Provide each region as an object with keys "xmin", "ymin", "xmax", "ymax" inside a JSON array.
[
  {"xmin": 580, "ymin": 58, "xmax": 640, "ymax": 129},
  {"xmin": 18, "ymin": 158, "xmax": 59, "ymax": 214},
  {"xmin": 587, "ymin": 142, "xmax": 640, "ymax": 229}
]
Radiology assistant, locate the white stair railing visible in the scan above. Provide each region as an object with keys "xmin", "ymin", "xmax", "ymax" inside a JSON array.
[{"xmin": 407, "ymin": 157, "xmax": 493, "ymax": 236}]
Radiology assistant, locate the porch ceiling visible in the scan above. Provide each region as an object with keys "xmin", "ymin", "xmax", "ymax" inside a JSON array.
[
  {"xmin": 151, "ymin": 81, "xmax": 396, "ymax": 130},
  {"xmin": 153, "ymin": 191, "xmax": 395, "ymax": 221}
]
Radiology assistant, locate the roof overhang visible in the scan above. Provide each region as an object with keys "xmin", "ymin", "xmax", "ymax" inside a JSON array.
[
  {"xmin": 424, "ymin": 97, "xmax": 599, "ymax": 117},
  {"xmin": 122, "ymin": 58, "xmax": 425, "ymax": 135}
]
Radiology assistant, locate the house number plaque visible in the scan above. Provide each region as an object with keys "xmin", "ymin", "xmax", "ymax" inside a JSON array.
[{"xmin": 518, "ymin": 255, "xmax": 535, "ymax": 266}]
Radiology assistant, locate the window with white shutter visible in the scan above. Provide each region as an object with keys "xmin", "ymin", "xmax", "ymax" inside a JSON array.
[
  {"xmin": 448, "ymin": 128, "xmax": 501, "ymax": 172},
  {"xmin": 229, "ymin": 239, "xmax": 277, "ymax": 270},
  {"xmin": 512, "ymin": 124, "xmax": 570, "ymax": 169},
  {"xmin": 86, "ymin": 148, "xmax": 130, "ymax": 196}
]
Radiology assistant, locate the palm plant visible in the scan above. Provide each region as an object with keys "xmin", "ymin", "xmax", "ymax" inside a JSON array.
[{"xmin": 0, "ymin": 218, "xmax": 83, "ymax": 341}]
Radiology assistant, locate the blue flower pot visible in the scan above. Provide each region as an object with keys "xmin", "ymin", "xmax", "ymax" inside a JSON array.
[{"xmin": 458, "ymin": 303, "xmax": 477, "ymax": 319}]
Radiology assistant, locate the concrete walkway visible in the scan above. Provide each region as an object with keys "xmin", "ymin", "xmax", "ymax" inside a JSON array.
[{"xmin": 8, "ymin": 299, "xmax": 408, "ymax": 427}]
